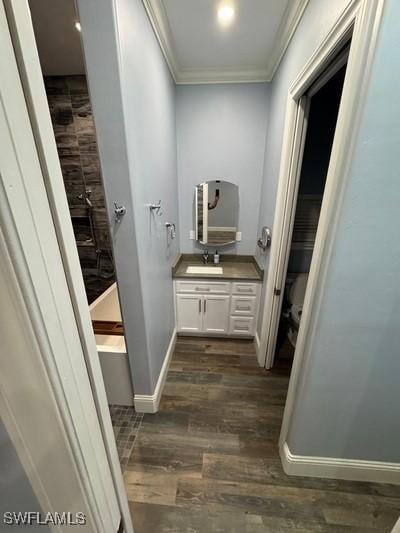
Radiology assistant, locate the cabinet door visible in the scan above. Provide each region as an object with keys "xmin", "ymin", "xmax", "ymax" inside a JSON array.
[
  {"xmin": 176, "ymin": 294, "xmax": 203, "ymax": 332},
  {"xmin": 203, "ymin": 295, "xmax": 230, "ymax": 334}
]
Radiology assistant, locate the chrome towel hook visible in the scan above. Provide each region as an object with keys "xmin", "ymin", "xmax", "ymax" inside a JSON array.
[
  {"xmin": 149, "ymin": 200, "xmax": 163, "ymax": 216},
  {"xmin": 114, "ymin": 202, "xmax": 126, "ymax": 223},
  {"xmin": 165, "ymin": 222, "xmax": 176, "ymax": 239}
]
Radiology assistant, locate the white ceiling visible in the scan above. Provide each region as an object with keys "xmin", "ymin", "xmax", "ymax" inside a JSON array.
[
  {"xmin": 143, "ymin": 0, "xmax": 309, "ymax": 83},
  {"xmin": 28, "ymin": 0, "xmax": 85, "ymax": 76},
  {"xmin": 28, "ymin": 0, "xmax": 308, "ymax": 82}
]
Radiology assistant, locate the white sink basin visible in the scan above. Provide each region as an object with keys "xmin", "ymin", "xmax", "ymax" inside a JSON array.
[{"xmin": 186, "ymin": 266, "xmax": 223, "ymax": 275}]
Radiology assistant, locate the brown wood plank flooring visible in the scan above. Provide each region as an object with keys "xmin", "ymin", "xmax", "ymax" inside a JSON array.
[{"xmin": 125, "ymin": 337, "xmax": 400, "ymax": 532}]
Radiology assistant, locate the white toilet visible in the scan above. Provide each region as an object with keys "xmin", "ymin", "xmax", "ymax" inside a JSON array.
[{"xmin": 287, "ymin": 273, "xmax": 309, "ymax": 347}]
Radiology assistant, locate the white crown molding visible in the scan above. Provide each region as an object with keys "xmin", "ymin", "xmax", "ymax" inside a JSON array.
[
  {"xmin": 266, "ymin": 0, "xmax": 309, "ymax": 80},
  {"xmin": 177, "ymin": 67, "xmax": 270, "ymax": 84},
  {"xmin": 142, "ymin": 0, "xmax": 179, "ymax": 82},
  {"xmin": 281, "ymin": 442, "xmax": 400, "ymax": 485},
  {"xmin": 142, "ymin": 0, "xmax": 309, "ymax": 84}
]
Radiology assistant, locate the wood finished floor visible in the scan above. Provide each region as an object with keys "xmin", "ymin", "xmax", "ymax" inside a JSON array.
[{"xmin": 125, "ymin": 337, "xmax": 400, "ymax": 532}]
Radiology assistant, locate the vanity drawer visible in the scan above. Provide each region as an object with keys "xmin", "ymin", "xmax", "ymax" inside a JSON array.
[
  {"xmin": 231, "ymin": 282, "xmax": 259, "ymax": 296},
  {"xmin": 229, "ymin": 316, "xmax": 255, "ymax": 336},
  {"xmin": 175, "ymin": 280, "xmax": 230, "ymax": 294},
  {"xmin": 230, "ymin": 296, "xmax": 257, "ymax": 316}
]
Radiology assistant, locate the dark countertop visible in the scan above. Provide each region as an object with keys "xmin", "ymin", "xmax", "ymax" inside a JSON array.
[{"xmin": 172, "ymin": 254, "xmax": 263, "ymax": 282}]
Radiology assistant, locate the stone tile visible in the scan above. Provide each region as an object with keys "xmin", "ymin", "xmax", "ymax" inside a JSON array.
[
  {"xmin": 74, "ymin": 116, "xmax": 95, "ymax": 136},
  {"xmin": 77, "ymin": 134, "xmax": 98, "ymax": 154},
  {"xmin": 71, "ymin": 94, "xmax": 92, "ymax": 117},
  {"xmin": 44, "ymin": 74, "xmax": 116, "ymax": 299},
  {"xmin": 109, "ymin": 404, "xmax": 142, "ymax": 472},
  {"xmin": 80, "ymin": 154, "xmax": 101, "ymax": 184},
  {"xmin": 67, "ymin": 75, "xmax": 88, "ymax": 94},
  {"xmin": 44, "ymin": 76, "xmax": 69, "ymax": 95}
]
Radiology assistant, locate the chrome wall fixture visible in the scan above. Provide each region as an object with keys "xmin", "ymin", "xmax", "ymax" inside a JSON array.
[
  {"xmin": 165, "ymin": 222, "xmax": 176, "ymax": 239},
  {"xmin": 114, "ymin": 202, "xmax": 126, "ymax": 223},
  {"xmin": 148, "ymin": 200, "xmax": 163, "ymax": 216},
  {"xmin": 257, "ymin": 226, "xmax": 272, "ymax": 251}
]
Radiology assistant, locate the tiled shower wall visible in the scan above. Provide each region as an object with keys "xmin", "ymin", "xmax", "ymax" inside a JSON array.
[{"xmin": 45, "ymin": 75, "xmax": 115, "ymax": 303}]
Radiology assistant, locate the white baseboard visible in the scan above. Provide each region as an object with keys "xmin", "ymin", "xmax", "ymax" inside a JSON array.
[
  {"xmin": 281, "ymin": 442, "xmax": 400, "ymax": 485},
  {"xmin": 134, "ymin": 328, "xmax": 177, "ymax": 414}
]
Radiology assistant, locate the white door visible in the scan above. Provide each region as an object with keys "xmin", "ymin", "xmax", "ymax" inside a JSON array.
[
  {"xmin": 0, "ymin": 3, "xmax": 123, "ymax": 531},
  {"xmin": 203, "ymin": 295, "xmax": 230, "ymax": 334},
  {"xmin": 259, "ymin": 96, "xmax": 310, "ymax": 368},
  {"xmin": 176, "ymin": 294, "xmax": 203, "ymax": 332}
]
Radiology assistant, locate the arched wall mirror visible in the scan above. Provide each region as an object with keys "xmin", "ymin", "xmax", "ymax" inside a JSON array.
[{"xmin": 195, "ymin": 180, "xmax": 239, "ymax": 246}]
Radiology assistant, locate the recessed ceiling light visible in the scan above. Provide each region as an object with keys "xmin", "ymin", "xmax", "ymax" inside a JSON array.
[
  {"xmin": 217, "ymin": 3, "xmax": 235, "ymax": 26},
  {"xmin": 75, "ymin": 21, "xmax": 81, "ymax": 32}
]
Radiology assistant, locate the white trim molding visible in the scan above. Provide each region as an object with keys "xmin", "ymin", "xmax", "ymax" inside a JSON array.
[
  {"xmin": 267, "ymin": 0, "xmax": 310, "ymax": 81},
  {"xmin": 134, "ymin": 328, "xmax": 177, "ymax": 413},
  {"xmin": 259, "ymin": 0, "xmax": 369, "ymax": 373},
  {"xmin": 0, "ymin": 2, "xmax": 123, "ymax": 528},
  {"xmin": 4, "ymin": 2, "xmax": 134, "ymax": 531},
  {"xmin": 142, "ymin": 0, "xmax": 179, "ymax": 80},
  {"xmin": 281, "ymin": 443, "xmax": 400, "ymax": 485},
  {"xmin": 142, "ymin": 0, "xmax": 309, "ymax": 83},
  {"xmin": 255, "ymin": 331, "xmax": 261, "ymax": 362}
]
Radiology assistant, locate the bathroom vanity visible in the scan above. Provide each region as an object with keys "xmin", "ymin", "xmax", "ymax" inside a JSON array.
[
  {"xmin": 173, "ymin": 179, "xmax": 262, "ymax": 337},
  {"xmin": 172, "ymin": 255, "xmax": 263, "ymax": 337}
]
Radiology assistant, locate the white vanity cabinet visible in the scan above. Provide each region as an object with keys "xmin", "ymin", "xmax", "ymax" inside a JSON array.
[{"xmin": 174, "ymin": 280, "xmax": 261, "ymax": 337}]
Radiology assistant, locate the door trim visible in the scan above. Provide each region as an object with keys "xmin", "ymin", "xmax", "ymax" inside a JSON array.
[
  {"xmin": 256, "ymin": 0, "xmax": 386, "ymax": 450},
  {"xmin": 260, "ymin": 95, "xmax": 310, "ymax": 369},
  {"xmin": 3, "ymin": 1, "xmax": 134, "ymax": 531},
  {"xmin": 0, "ymin": 1, "xmax": 121, "ymax": 529}
]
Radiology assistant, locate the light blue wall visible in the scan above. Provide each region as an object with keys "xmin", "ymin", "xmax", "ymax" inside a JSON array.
[
  {"xmin": 0, "ymin": 421, "xmax": 48, "ymax": 531},
  {"xmin": 256, "ymin": 0, "xmax": 349, "ymax": 333},
  {"xmin": 116, "ymin": 0, "xmax": 179, "ymax": 393},
  {"xmin": 287, "ymin": 0, "xmax": 400, "ymax": 462},
  {"xmin": 78, "ymin": 0, "xmax": 179, "ymax": 395},
  {"xmin": 177, "ymin": 83, "xmax": 269, "ymax": 255}
]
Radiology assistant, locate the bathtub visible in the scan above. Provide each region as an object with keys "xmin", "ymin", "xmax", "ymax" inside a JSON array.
[{"xmin": 89, "ymin": 283, "xmax": 133, "ymax": 406}]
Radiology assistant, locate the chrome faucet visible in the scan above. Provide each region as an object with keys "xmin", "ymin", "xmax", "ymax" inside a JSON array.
[{"xmin": 202, "ymin": 249, "xmax": 209, "ymax": 264}]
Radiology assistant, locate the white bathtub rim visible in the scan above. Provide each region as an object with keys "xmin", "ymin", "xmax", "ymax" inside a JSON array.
[
  {"xmin": 96, "ymin": 343, "xmax": 126, "ymax": 355},
  {"xmin": 89, "ymin": 281, "xmax": 117, "ymax": 312},
  {"xmin": 90, "ymin": 282, "xmax": 126, "ymax": 352}
]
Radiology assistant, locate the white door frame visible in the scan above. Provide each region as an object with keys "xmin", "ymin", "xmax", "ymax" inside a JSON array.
[
  {"xmin": 261, "ymin": 43, "xmax": 351, "ymax": 371},
  {"xmin": 259, "ymin": 95, "xmax": 310, "ymax": 369},
  {"xmin": 256, "ymin": 0, "xmax": 385, "ymax": 441},
  {"xmin": 2, "ymin": 2, "xmax": 134, "ymax": 531},
  {"xmin": 258, "ymin": 0, "xmax": 385, "ymax": 371}
]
